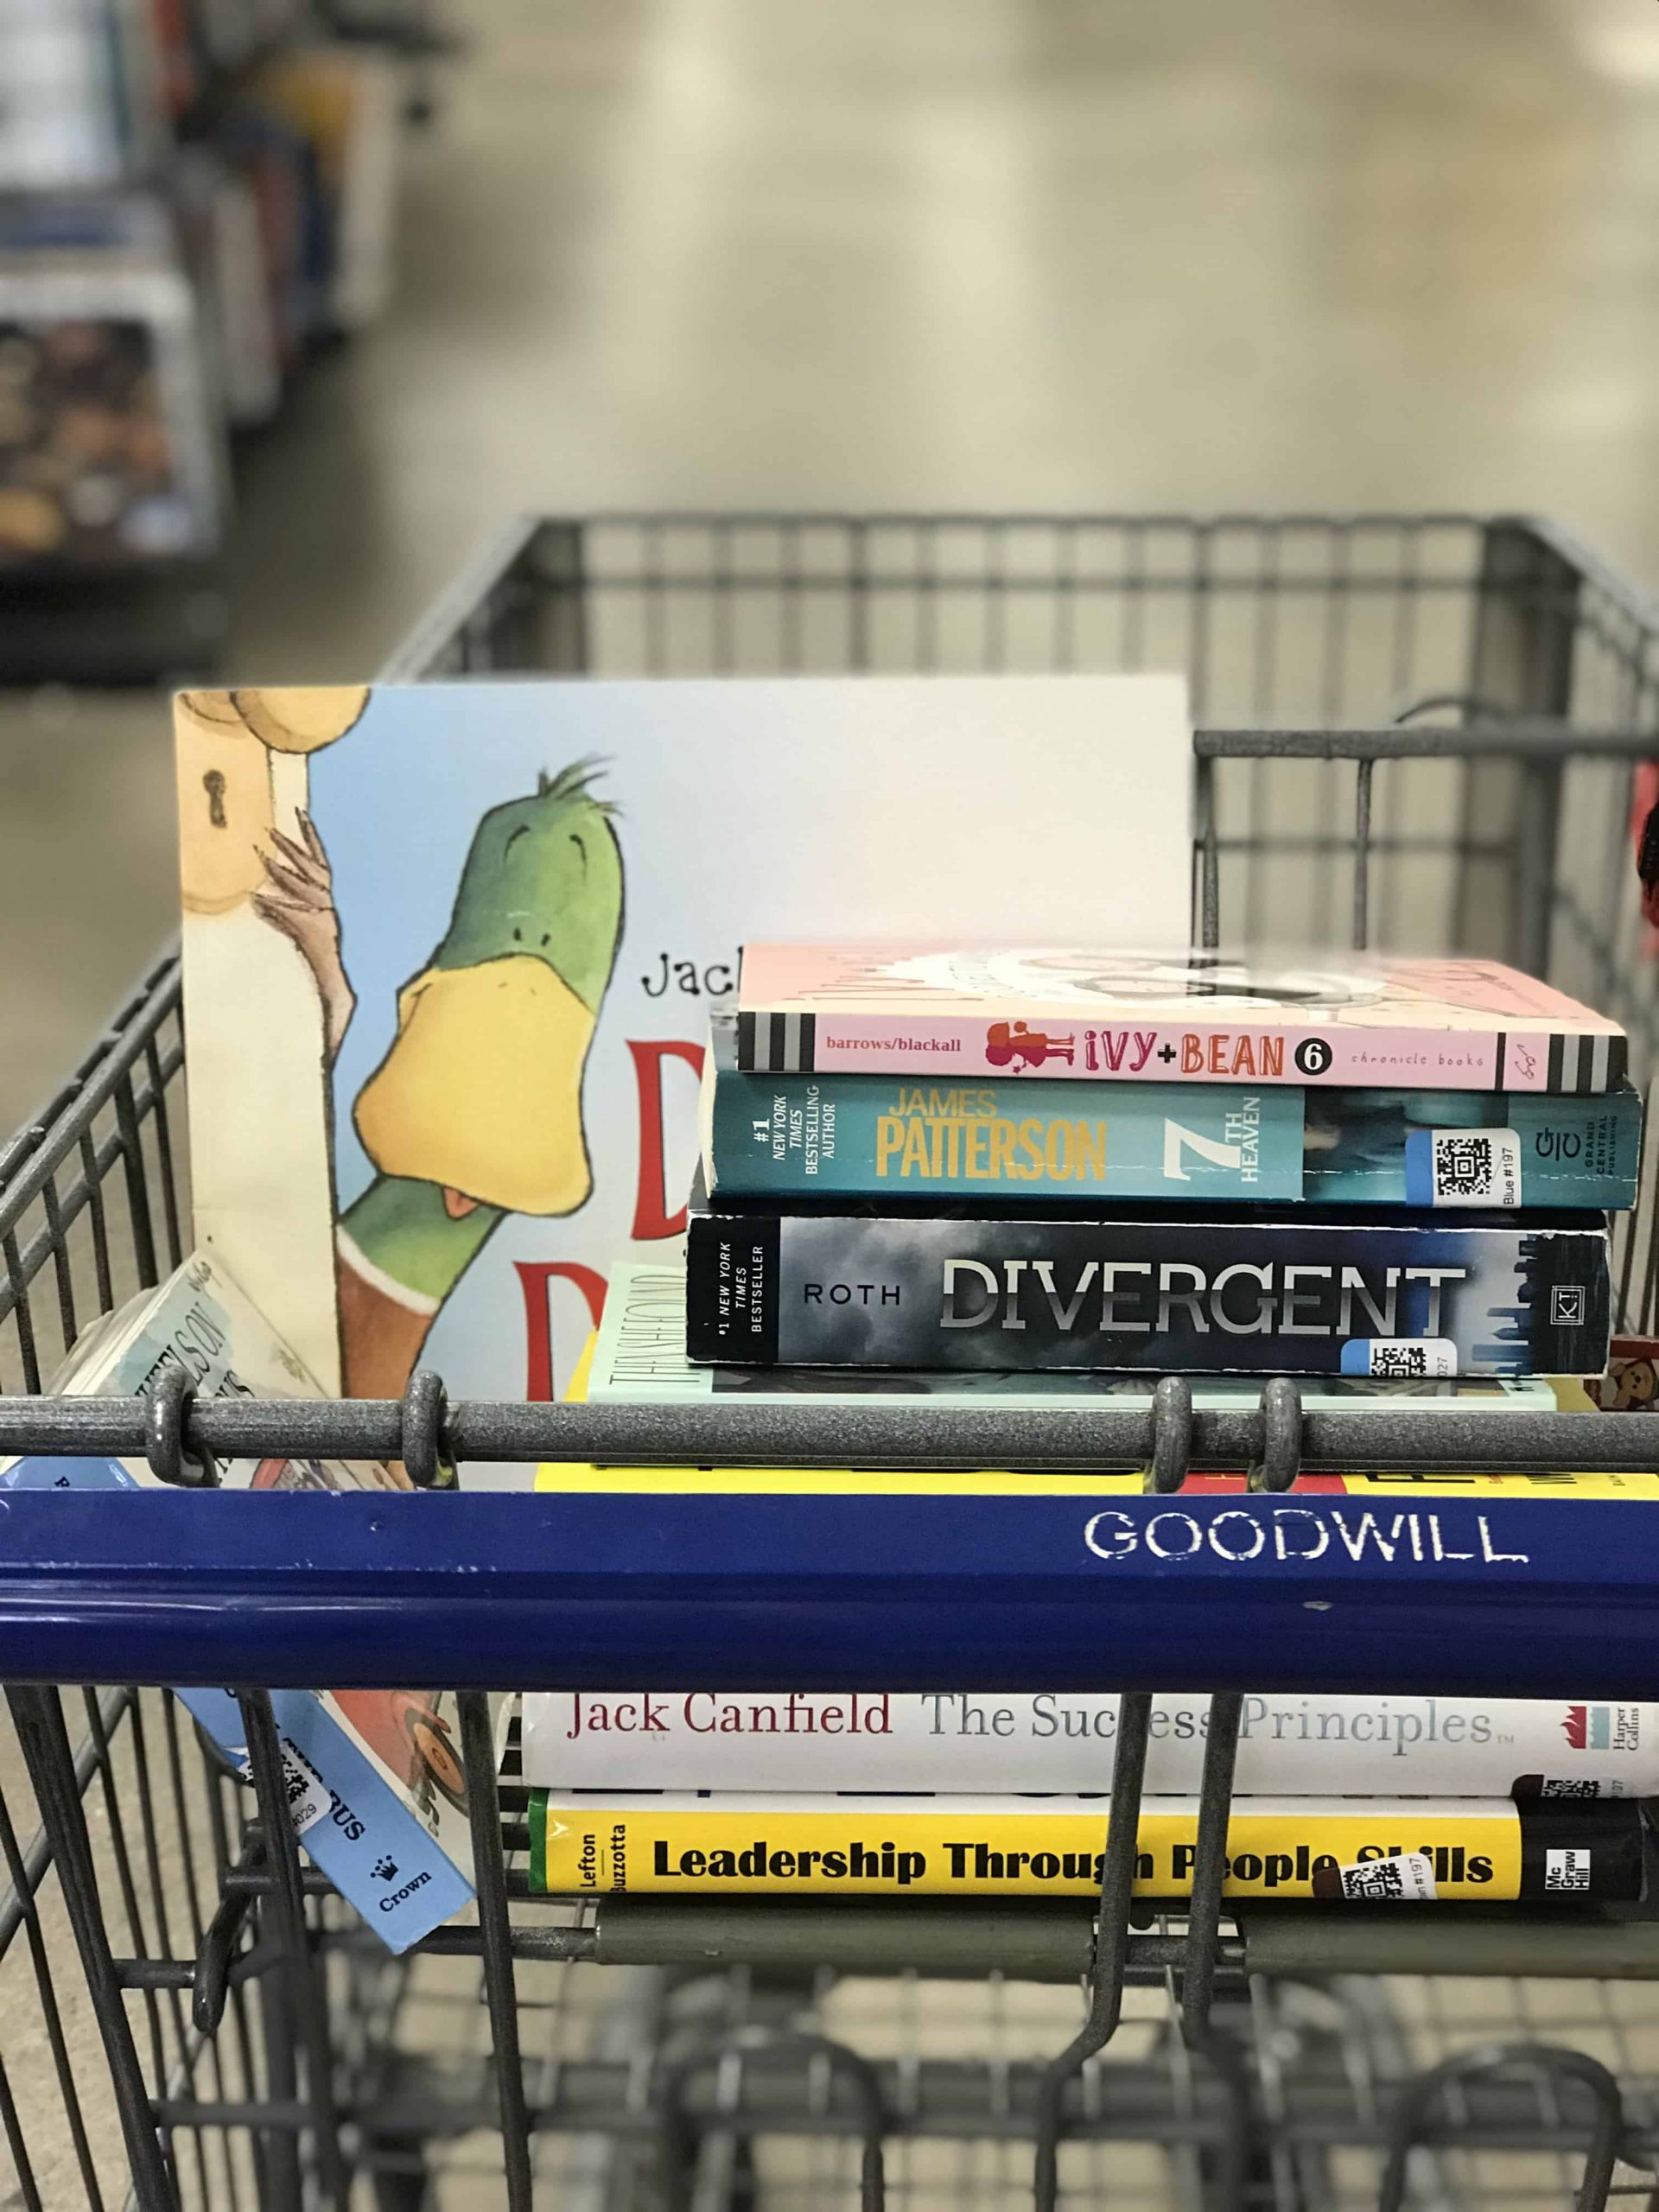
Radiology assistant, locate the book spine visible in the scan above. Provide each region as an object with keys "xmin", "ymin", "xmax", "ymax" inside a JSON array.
[
  {"xmin": 708, "ymin": 1070, "xmax": 1304, "ymax": 1202},
  {"xmin": 739, "ymin": 1012, "xmax": 1627, "ymax": 1095},
  {"xmin": 185, "ymin": 1689, "xmax": 474, "ymax": 1954},
  {"xmin": 1305, "ymin": 1088, "xmax": 1643, "ymax": 1211},
  {"xmin": 533, "ymin": 1465, "xmax": 1659, "ymax": 1500},
  {"xmin": 0, "ymin": 1453, "xmax": 475, "ymax": 1950},
  {"xmin": 528, "ymin": 1794, "xmax": 1645, "ymax": 1903},
  {"xmin": 683, "ymin": 1206, "xmax": 1611, "ymax": 1376},
  {"xmin": 712, "ymin": 1080, "xmax": 1643, "ymax": 1208},
  {"xmin": 521, "ymin": 1690, "xmax": 1659, "ymax": 1798}
]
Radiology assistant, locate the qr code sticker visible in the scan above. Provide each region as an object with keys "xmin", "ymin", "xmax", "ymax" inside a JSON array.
[
  {"xmin": 1365, "ymin": 1339, "xmax": 1455, "ymax": 1380},
  {"xmin": 1370, "ymin": 1344, "xmax": 1428, "ymax": 1380},
  {"xmin": 237, "ymin": 1738, "xmax": 328, "ymax": 1836},
  {"xmin": 1538, "ymin": 1777, "xmax": 1605, "ymax": 1801},
  {"xmin": 1545, "ymin": 1847, "xmax": 1592, "ymax": 1891},
  {"xmin": 1430, "ymin": 1127, "xmax": 1521, "ymax": 1208},
  {"xmin": 1336, "ymin": 1853, "xmax": 1437, "ymax": 1902}
]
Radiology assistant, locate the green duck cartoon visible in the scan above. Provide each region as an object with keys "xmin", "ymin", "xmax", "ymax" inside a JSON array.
[{"xmin": 234, "ymin": 725, "xmax": 624, "ymax": 1396}]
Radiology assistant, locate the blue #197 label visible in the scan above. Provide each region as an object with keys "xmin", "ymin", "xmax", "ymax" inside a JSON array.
[{"xmin": 1404, "ymin": 1128, "xmax": 1522, "ymax": 1208}]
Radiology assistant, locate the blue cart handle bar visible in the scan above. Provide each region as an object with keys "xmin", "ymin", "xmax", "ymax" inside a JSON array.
[{"xmin": 0, "ymin": 1393, "xmax": 1655, "ymax": 1696}]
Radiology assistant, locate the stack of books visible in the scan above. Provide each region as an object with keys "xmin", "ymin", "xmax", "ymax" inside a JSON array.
[{"xmin": 522, "ymin": 943, "xmax": 1652, "ymax": 1907}]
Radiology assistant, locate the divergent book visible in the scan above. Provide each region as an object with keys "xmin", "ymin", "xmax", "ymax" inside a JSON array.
[
  {"xmin": 703, "ymin": 1014, "xmax": 1641, "ymax": 1208},
  {"xmin": 683, "ymin": 1187, "xmax": 1611, "ymax": 1376},
  {"xmin": 734, "ymin": 945, "xmax": 1628, "ymax": 1094}
]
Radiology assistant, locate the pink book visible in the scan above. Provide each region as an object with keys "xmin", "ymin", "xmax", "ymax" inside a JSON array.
[{"xmin": 734, "ymin": 946, "xmax": 1627, "ymax": 1094}]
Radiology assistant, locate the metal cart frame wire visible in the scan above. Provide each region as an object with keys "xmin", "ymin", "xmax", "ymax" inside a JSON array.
[{"xmin": 5, "ymin": 513, "xmax": 1659, "ymax": 2212}]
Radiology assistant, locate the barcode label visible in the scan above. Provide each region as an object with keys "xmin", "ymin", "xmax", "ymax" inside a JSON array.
[
  {"xmin": 238, "ymin": 1737, "xmax": 328, "ymax": 1836},
  {"xmin": 1537, "ymin": 1777, "xmax": 1608, "ymax": 1801},
  {"xmin": 1359, "ymin": 1338, "xmax": 1457, "ymax": 1380},
  {"xmin": 1545, "ymin": 1847, "xmax": 1592, "ymax": 1891},
  {"xmin": 1335, "ymin": 1853, "xmax": 1438, "ymax": 1903},
  {"xmin": 1428, "ymin": 1128, "xmax": 1522, "ymax": 1207}
]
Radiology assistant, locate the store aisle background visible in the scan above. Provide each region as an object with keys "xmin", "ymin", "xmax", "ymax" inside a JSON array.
[{"xmin": 7, "ymin": 0, "xmax": 1659, "ymax": 1128}]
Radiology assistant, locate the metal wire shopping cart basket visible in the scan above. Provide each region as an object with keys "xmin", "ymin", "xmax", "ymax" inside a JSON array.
[{"xmin": 5, "ymin": 512, "xmax": 1659, "ymax": 2212}]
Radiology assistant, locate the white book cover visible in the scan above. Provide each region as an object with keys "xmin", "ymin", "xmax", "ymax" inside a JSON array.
[{"xmin": 522, "ymin": 1688, "xmax": 1659, "ymax": 1800}]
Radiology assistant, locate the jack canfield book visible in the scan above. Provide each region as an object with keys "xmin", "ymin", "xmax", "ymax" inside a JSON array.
[
  {"xmin": 734, "ymin": 946, "xmax": 1628, "ymax": 1094},
  {"xmin": 521, "ymin": 1688, "xmax": 1659, "ymax": 1799}
]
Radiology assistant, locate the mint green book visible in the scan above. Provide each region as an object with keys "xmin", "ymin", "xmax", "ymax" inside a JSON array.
[{"xmin": 589, "ymin": 1263, "xmax": 1562, "ymax": 1414}]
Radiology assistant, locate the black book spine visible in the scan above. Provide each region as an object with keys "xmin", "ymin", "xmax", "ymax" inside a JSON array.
[
  {"xmin": 685, "ymin": 1212, "xmax": 780, "ymax": 1363},
  {"xmin": 683, "ymin": 1199, "xmax": 1611, "ymax": 1376},
  {"xmin": 1308, "ymin": 1799, "xmax": 1647, "ymax": 1903},
  {"xmin": 1516, "ymin": 1797, "xmax": 1647, "ymax": 1903}
]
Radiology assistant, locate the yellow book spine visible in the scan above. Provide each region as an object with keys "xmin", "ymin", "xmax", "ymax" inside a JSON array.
[
  {"xmin": 535, "ymin": 1464, "xmax": 1656, "ymax": 1498},
  {"xmin": 528, "ymin": 1796, "xmax": 1523, "ymax": 1900}
]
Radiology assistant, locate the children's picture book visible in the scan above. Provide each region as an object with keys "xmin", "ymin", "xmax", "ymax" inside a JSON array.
[
  {"xmin": 1593, "ymin": 1337, "xmax": 1659, "ymax": 1410},
  {"xmin": 734, "ymin": 945, "xmax": 1628, "ymax": 1093},
  {"xmin": 705, "ymin": 1007, "xmax": 1641, "ymax": 1209},
  {"xmin": 588, "ymin": 1262, "xmax": 1567, "ymax": 1414},
  {"xmin": 520, "ymin": 1686, "xmax": 1659, "ymax": 1799},
  {"xmin": 685, "ymin": 1191, "xmax": 1611, "ymax": 1376},
  {"xmin": 175, "ymin": 677, "xmax": 1193, "ymax": 1462},
  {"xmin": 0, "ymin": 1253, "xmax": 474, "ymax": 1952},
  {"xmin": 524, "ymin": 1791, "xmax": 1645, "ymax": 1904}
]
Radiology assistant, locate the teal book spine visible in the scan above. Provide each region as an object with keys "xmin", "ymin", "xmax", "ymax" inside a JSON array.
[
  {"xmin": 1306, "ymin": 1086, "xmax": 1643, "ymax": 1211},
  {"xmin": 706, "ymin": 1070, "xmax": 1306, "ymax": 1202}
]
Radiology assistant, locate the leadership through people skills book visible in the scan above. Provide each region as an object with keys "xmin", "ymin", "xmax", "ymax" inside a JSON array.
[
  {"xmin": 524, "ymin": 1793, "xmax": 1647, "ymax": 1904},
  {"xmin": 702, "ymin": 1014, "xmax": 1641, "ymax": 1208},
  {"xmin": 734, "ymin": 945, "xmax": 1629, "ymax": 1093},
  {"xmin": 173, "ymin": 677, "xmax": 1192, "ymax": 1466}
]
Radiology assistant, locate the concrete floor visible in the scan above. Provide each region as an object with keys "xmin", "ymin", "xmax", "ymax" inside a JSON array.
[{"xmin": 9, "ymin": 0, "xmax": 1659, "ymax": 1122}]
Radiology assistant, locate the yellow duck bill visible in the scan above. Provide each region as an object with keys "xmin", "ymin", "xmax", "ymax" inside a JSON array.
[{"xmin": 354, "ymin": 955, "xmax": 599, "ymax": 1216}]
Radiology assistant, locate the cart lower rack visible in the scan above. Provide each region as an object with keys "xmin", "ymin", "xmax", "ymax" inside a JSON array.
[{"xmin": 5, "ymin": 511, "xmax": 1659, "ymax": 2212}]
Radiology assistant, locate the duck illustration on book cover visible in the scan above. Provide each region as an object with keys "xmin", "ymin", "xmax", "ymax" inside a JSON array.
[
  {"xmin": 175, "ymin": 674, "xmax": 1193, "ymax": 1439},
  {"xmin": 179, "ymin": 687, "xmax": 624, "ymax": 1402}
]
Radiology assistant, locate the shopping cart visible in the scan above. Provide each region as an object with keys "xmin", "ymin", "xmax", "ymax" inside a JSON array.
[{"xmin": 4, "ymin": 512, "xmax": 1659, "ymax": 2212}]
